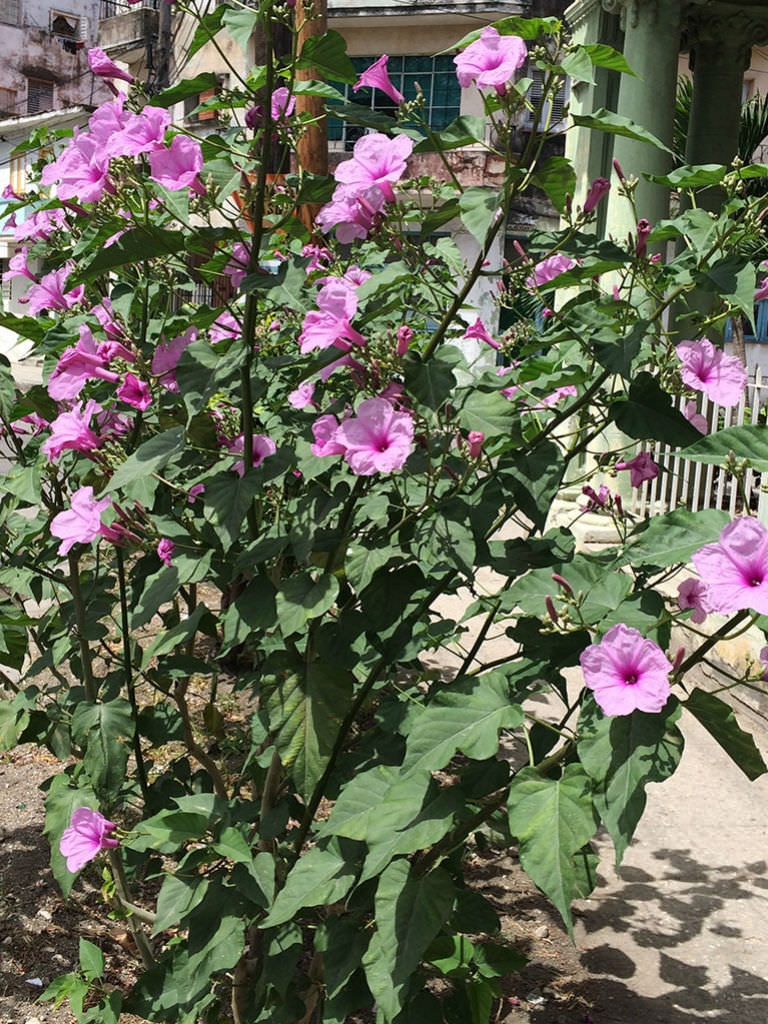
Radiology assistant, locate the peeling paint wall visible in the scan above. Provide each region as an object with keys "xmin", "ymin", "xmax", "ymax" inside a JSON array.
[{"xmin": 0, "ymin": 0, "xmax": 105, "ymax": 116}]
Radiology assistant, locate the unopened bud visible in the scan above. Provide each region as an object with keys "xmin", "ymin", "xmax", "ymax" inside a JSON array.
[
  {"xmin": 513, "ymin": 239, "xmax": 527, "ymax": 260},
  {"xmin": 467, "ymin": 431, "xmax": 484, "ymax": 458},
  {"xmin": 673, "ymin": 647, "xmax": 686, "ymax": 672},
  {"xmin": 396, "ymin": 325, "xmax": 413, "ymax": 356},
  {"xmin": 545, "ymin": 596, "xmax": 558, "ymax": 623},
  {"xmin": 613, "ymin": 158, "xmax": 626, "ymax": 182},
  {"xmin": 551, "ymin": 573, "xmax": 572, "ymax": 595}
]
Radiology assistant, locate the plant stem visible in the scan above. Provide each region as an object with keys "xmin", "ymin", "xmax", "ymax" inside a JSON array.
[
  {"xmin": 107, "ymin": 850, "xmax": 155, "ymax": 968},
  {"xmin": 676, "ymin": 611, "xmax": 752, "ymax": 678},
  {"xmin": 116, "ymin": 548, "xmax": 150, "ymax": 804},
  {"xmin": 67, "ymin": 552, "xmax": 97, "ymax": 703}
]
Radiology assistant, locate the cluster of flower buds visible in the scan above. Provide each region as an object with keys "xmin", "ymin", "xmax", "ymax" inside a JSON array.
[{"xmin": 581, "ymin": 483, "xmax": 624, "ymax": 517}]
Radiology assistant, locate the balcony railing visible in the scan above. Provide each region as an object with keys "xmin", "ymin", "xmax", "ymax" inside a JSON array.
[{"xmin": 100, "ymin": 0, "xmax": 158, "ymax": 18}]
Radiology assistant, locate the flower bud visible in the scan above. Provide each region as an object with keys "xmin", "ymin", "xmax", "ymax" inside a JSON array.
[
  {"xmin": 636, "ymin": 219, "xmax": 651, "ymax": 258},
  {"xmin": 396, "ymin": 325, "xmax": 413, "ymax": 355},
  {"xmin": 245, "ymin": 104, "xmax": 264, "ymax": 130},
  {"xmin": 672, "ymin": 647, "xmax": 686, "ymax": 672},
  {"xmin": 467, "ymin": 431, "xmax": 484, "ymax": 458},
  {"xmin": 583, "ymin": 177, "xmax": 610, "ymax": 214},
  {"xmin": 545, "ymin": 596, "xmax": 558, "ymax": 623},
  {"xmin": 613, "ymin": 158, "xmax": 626, "ymax": 182},
  {"xmin": 551, "ymin": 573, "xmax": 572, "ymax": 595}
]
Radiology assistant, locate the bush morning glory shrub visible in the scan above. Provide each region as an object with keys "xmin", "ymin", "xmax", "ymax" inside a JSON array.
[{"xmin": 0, "ymin": 5, "xmax": 768, "ymax": 1023}]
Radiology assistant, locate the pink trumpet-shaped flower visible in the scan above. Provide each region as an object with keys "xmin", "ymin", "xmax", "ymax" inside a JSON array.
[
  {"xmin": 583, "ymin": 177, "xmax": 610, "ymax": 214},
  {"xmin": 692, "ymin": 517, "xmax": 768, "ymax": 615},
  {"xmin": 157, "ymin": 538, "xmax": 174, "ymax": 567},
  {"xmin": 333, "ymin": 132, "xmax": 413, "ymax": 203},
  {"xmin": 288, "ymin": 381, "xmax": 317, "ymax": 409},
  {"xmin": 525, "ymin": 254, "xmax": 576, "ymax": 290},
  {"xmin": 683, "ymin": 400, "xmax": 707, "ymax": 434},
  {"xmin": 310, "ymin": 414, "xmax": 347, "ymax": 457},
  {"xmin": 149, "ymin": 135, "xmax": 205, "ymax": 194},
  {"xmin": 152, "ymin": 326, "xmax": 197, "ymax": 391},
  {"xmin": 580, "ymin": 623, "xmax": 673, "ymax": 716},
  {"xmin": 48, "ymin": 325, "xmax": 121, "ymax": 401},
  {"xmin": 635, "ymin": 219, "xmax": 651, "ymax": 257},
  {"xmin": 88, "ymin": 47, "xmax": 134, "ymax": 84},
  {"xmin": 615, "ymin": 452, "xmax": 658, "ymax": 487},
  {"xmin": 50, "ymin": 486, "xmax": 112, "ymax": 556},
  {"xmin": 335, "ymin": 397, "xmax": 414, "ymax": 475},
  {"xmin": 463, "ymin": 318, "xmax": 499, "ymax": 350},
  {"xmin": 299, "ymin": 279, "xmax": 367, "ymax": 353},
  {"xmin": 225, "ymin": 434, "xmax": 277, "ymax": 476},
  {"xmin": 677, "ymin": 578, "xmax": 713, "ymax": 625},
  {"xmin": 59, "ymin": 807, "xmax": 118, "ymax": 873},
  {"xmin": 675, "ymin": 338, "xmax": 747, "ymax": 409},
  {"xmin": 41, "ymin": 399, "xmax": 104, "ymax": 461},
  {"xmin": 26, "ymin": 264, "xmax": 84, "ymax": 315},
  {"xmin": 117, "ymin": 373, "xmax": 152, "ymax": 411},
  {"xmin": 2, "ymin": 247, "xmax": 37, "ymax": 284},
  {"xmin": 353, "ymin": 55, "xmax": 404, "ymax": 106},
  {"xmin": 453, "ymin": 26, "xmax": 527, "ymax": 95},
  {"xmin": 14, "ymin": 207, "xmax": 66, "ymax": 243},
  {"xmin": 316, "ymin": 182, "xmax": 386, "ymax": 244},
  {"xmin": 106, "ymin": 104, "xmax": 171, "ymax": 158}
]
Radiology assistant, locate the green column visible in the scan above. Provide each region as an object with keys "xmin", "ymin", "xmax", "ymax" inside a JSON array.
[{"xmin": 603, "ymin": 0, "xmax": 683, "ymax": 238}]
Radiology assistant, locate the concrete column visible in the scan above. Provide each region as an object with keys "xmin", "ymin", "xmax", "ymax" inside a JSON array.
[{"xmin": 602, "ymin": 0, "xmax": 683, "ymax": 239}]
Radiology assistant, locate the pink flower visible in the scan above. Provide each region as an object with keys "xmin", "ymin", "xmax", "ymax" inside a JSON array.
[
  {"xmin": 333, "ymin": 133, "xmax": 413, "ymax": 203},
  {"xmin": 342, "ymin": 266, "xmax": 372, "ymax": 288},
  {"xmin": 2, "ymin": 247, "xmax": 37, "ymax": 284},
  {"xmin": 675, "ymin": 338, "xmax": 747, "ymax": 408},
  {"xmin": 353, "ymin": 55, "xmax": 404, "ymax": 106},
  {"xmin": 210, "ymin": 311, "xmax": 241, "ymax": 344},
  {"xmin": 396, "ymin": 325, "xmax": 414, "ymax": 355},
  {"xmin": 316, "ymin": 183, "xmax": 386, "ymax": 243},
  {"xmin": 59, "ymin": 807, "xmax": 118, "ymax": 873},
  {"xmin": 48, "ymin": 325, "xmax": 120, "ymax": 401},
  {"xmin": 50, "ymin": 486, "xmax": 112, "ymax": 555},
  {"xmin": 310, "ymin": 414, "xmax": 346, "ymax": 457},
  {"xmin": 224, "ymin": 242, "xmax": 250, "ymax": 288},
  {"xmin": 582, "ymin": 484, "xmax": 611, "ymax": 512},
  {"xmin": 691, "ymin": 517, "xmax": 768, "ymax": 615},
  {"xmin": 537, "ymin": 385, "xmax": 577, "ymax": 408},
  {"xmin": 11, "ymin": 412, "xmax": 48, "ymax": 437},
  {"xmin": 334, "ymin": 397, "xmax": 414, "ymax": 475},
  {"xmin": 105, "ymin": 105, "xmax": 171, "ymax": 158},
  {"xmin": 635, "ymin": 219, "xmax": 651, "ymax": 257},
  {"xmin": 683, "ymin": 399, "xmax": 707, "ymax": 434},
  {"xmin": 463, "ymin": 318, "xmax": 499, "ymax": 350},
  {"xmin": 755, "ymin": 278, "xmax": 768, "ymax": 303},
  {"xmin": 157, "ymin": 538, "xmax": 174, "ymax": 567},
  {"xmin": 88, "ymin": 47, "xmax": 133, "ymax": 84},
  {"xmin": 525, "ymin": 254, "xmax": 576, "ymax": 290},
  {"xmin": 271, "ymin": 86, "xmax": 296, "ymax": 123},
  {"xmin": 288, "ymin": 381, "xmax": 316, "ymax": 409},
  {"xmin": 467, "ymin": 431, "xmax": 484, "ymax": 458},
  {"xmin": 580, "ymin": 623, "xmax": 672, "ymax": 716},
  {"xmin": 152, "ymin": 327, "xmax": 197, "ymax": 390},
  {"xmin": 117, "ymin": 373, "xmax": 152, "ymax": 411},
  {"xmin": 677, "ymin": 578, "xmax": 713, "ymax": 625},
  {"xmin": 149, "ymin": 135, "xmax": 204, "ymax": 194},
  {"xmin": 41, "ymin": 133, "xmax": 111, "ymax": 205},
  {"xmin": 615, "ymin": 452, "xmax": 658, "ymax": 487},
  {"xmin": 27, "ymin": 265, "xmax": 84, "ymax": 315},
  {"xmin": 453, "ymin": 26, "xmax": 527, "ymax": 95},
  {"xmin": 42, "ymin": 400, "xmax": 104, "ymax": 461},
  {"xmin": 760, "ymin": 647, "xmax": 768, "ymax": 681},
  {"xmin": 583, "ymin": 177, "xmax": 610, "ymax": 214},
  {"xmin": 225, "ymin": 434, "xmax": 277, "ymax": 476},
  {"xmin": 301, "ymin": 243, "xmax": 331, "ymax": 271},
  {"xmin": 299, "ymin": 279, "xmax": 366, "ymax": 353},
  {"xmin": 13, "ymin": 207, "xmax": 66, "ymax": 243}
]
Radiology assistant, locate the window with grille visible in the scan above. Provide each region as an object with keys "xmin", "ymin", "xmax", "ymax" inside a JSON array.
[
  {"xmin": 0, "ymin": 87, "xmax": 17, "ymax": 115},
  {"xmin": 524, "ymin": 66, "xmax": 568, "ymax": 133},
  {"xmin": 328, "ymin": 55, "xmax": 461, "ymax": 150},
  {"xmin": 50, "ymin": 9, "xmax": 80, "ymax": 37},
  {"xmin": 0, "ymin": 0, "xmax": 19, "ymax": 25},
  {"xmin": 27, "ymin": 78, "xmax": 54, "ymax": 114}
]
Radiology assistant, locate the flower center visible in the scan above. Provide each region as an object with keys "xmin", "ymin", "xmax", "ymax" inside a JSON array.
[
  {"xmin": 377, "ymin": 439, "xmax": 390, "ymax": 453},
  {"xmin": 624, "ymin": 672, "xmax": 638, "ymax": 686},
  {"xmin": 751, "ymin": 575, "xmax": 764, "ymax": 587}
]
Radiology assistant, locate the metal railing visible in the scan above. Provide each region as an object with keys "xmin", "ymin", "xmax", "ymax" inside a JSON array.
[{"xmin": 99, "ymin": 0, "xmax": 158, "ymax": 19}]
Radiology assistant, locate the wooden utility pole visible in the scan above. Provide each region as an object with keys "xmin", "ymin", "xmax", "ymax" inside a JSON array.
[{"xmin": 295, "ymin": 0, "xmax": 328, "ymax": 231}]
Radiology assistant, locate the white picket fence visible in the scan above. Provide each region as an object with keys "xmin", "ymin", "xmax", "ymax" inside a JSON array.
[{"xmin": 628, "ymin": 367, "xmax": 768, "ymax": 521}]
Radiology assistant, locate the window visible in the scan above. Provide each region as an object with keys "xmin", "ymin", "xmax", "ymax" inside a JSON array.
[
  {"xmin": 328, "ymin": 55, "xmax": 461, "ymax": 150},
  {"xmin": 50, "ymin": 9, "xmax": 79, "ymax": 37},
  {"xmin": 10, "ymin": 155, "xmax": 26, "ymax": 195},
  {"xmin": 0, "ymin": 0, "xmax": 19, "ymax": 25},
  {"xmin": 185, "ymin": 74, "xmax": 228, "ymax": 124},
  {"xmin": 27, "ymin": 78, "xmax": 54, "ymax": 114},
  {"xmin": 524, "ymin": 66, "xmax": 568, "ymax": 133},
  {"xmin": 0, "ymin": 87, "xmax": 17, "ymax": 115}
]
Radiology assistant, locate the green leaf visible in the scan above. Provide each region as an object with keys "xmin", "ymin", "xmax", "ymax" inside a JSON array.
[
  {"xmin": 297, "ymin": 29, "xmax": 356, "ymax": 83},
  {"xmin": 327, "ymin": 102, "xmax": 398, "ymax": 133},
  {"xmin": 578, "ymin": 697, "xmax": 684, "ymax": 864},
  {"xmin": 356, "ymin": 260, "xmax": 411, "ymax": 304},
  {"xmin": 401, "ymin": 673, "xmax": 523, "ymax": 778},
  {"xmin": 141, "ymin": 603, "xmax": 213, "ymax": 667},
  {"xmin": 592, "ymin": 320, "xmax": 647, "ymax": 378},
  {"xmin": 459, "ymin": 187, "xmax": 499, "ymax": 245},
  {"xmin": 202, "ymin": 469, "xmax": 262, "ymax": 547},
  {"xmin": 559, "ymin": 48, "xmax": 595, "ymax": 86},
  {"xmin": 448, "ymin": 15, "xmax": 560, "ymax": 51},
  {"xmin": 582, "ymin": 43, "xmax": 636, "ymax": 77},
  {"xmin": 220, "ymin": 576, "xmax": 277, "ymax": 652},
  {"xmin": 262, "ymin": 839, "xmax": 359, "ymax": 928},
  {"xmin": 187, "ymin": 6, "xmax": 226, "ymax": 60},
  {"xmin": 702, "ymin": 256, "xmax": 756, "ymax": 320},
  {"xmin": 71, "ymin": 699, "xmax": 134, "ymax": 804},
  {"xmin": 419, "ymin": 197, "xmax": 461, "ymax": 238},
  {"xmin": 501, "ymin": 441, "xmax": 564, "ymax": 530},
  {"xmin": 79, "ymin": 938, "xmax": 104, "ymax": 982},
  {"xmin": 644, "ymin": 164, "xmax": 727, "ymax": 188},
  {"xmin": 221, "ymin": 7, "xmax": 259, "ymax": 54},
  {"xmin": 362, "ymin": 860, "xmax": 454, "ymax": 1022},
  {"xmin": 507, "ymin": 765, "xmax": 598, "ymax": 936},
  {"xmin": 149, "ymin": 72, "xmax": 218, "ymax": 109},
  {"xmin": 317, "ymin": 916, "xmax": 370, "ymax": 999},
  {"xmin": 43, "ymin": 774, "xmax": 98, "ymax": 897},
  {"xmin": 572, "ymin": 109, "xmax": 673, "ymax": 154},
  {"xmin": 324, "ymin": 766, "xmax": 431, "ymax": 842},
  {"xmin": 610, "ymin": 372, "xmax": 702, "ymax": 446},
  {"xmin": 685, "ymin": 688, "xmax": 767, "ymax": 781},
  {"xmin": 73, "ymin": 227, "xmax": 186, "ymax": 280},
  {"xmin": 413, "ymin": 115, "xmax": 485, "ymax": 154},
  {"xmin": 458, "ymin": 389, "xmax": 521, "ymax": 440},
  {"xmin": 344, "ymin": 544, "xmax": 391, "ymax": 593},
  {"xmin": 681, "ymin": 424, "xmax": 768, "ymax": 471},
  {"xmin": 404, "ymin": 350, "xmax": 457, "ymax": 411},
  {"xmin": 154, "ymin": 874, "xmax": 210, "ymax": 934},
  {"xmin": 264, "ymin": 659, "xmax": 353, "ymax": 801},
  {"xmin": 276, "ymin": 571, "xmax": 339, "ymax": 636},
  {"xmin": 107, "ymin": 427, "xmax": 186, "ymax": 495},
  {"xmin": 0, "ymin": 691, "xmax": 32, "ymax": 751},
  {"xmin": 624, "ymin": 508, "xmax": 730, "ymax": 567},
  {"xmin": 291, "ymin": 79, "xmax": 347, "ymax": 100},
  {"xmin": 532, "ymin": 156, "xmax": 577, "ymax": 215}
]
